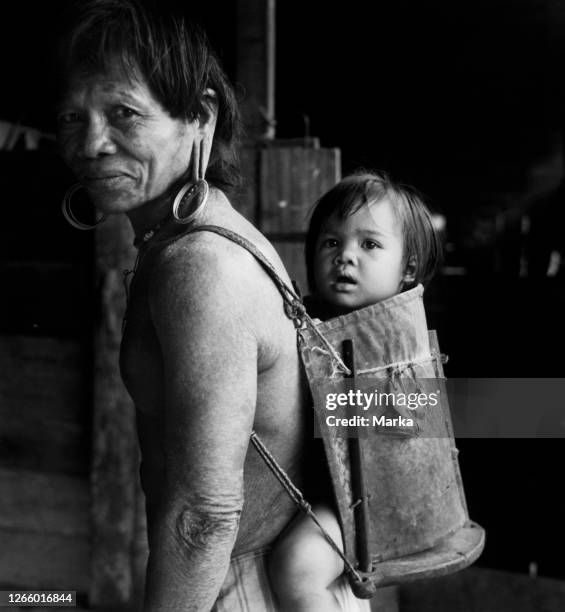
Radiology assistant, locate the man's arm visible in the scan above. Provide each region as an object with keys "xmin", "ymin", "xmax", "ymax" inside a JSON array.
[{"xmin": 143, "ymin": 240, "xmax": 259, "ymax": 611}]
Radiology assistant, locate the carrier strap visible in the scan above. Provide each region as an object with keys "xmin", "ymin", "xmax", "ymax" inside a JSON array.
[
  {"xmin": 250, "ymin": 432, "xmax": 362, "ymax": 582},
  {"xmin": 189, "ymin": 225, "xmax": 350, "ymax": 372},
  {"xmin": 186, "ymin": 224, "xmax": 362, "ymax": 583}
]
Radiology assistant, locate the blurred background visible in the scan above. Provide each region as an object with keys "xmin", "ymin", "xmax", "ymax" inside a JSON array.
[{"xmin": 0, "ymin": 1, "xmax": 564, "ymax": 610}]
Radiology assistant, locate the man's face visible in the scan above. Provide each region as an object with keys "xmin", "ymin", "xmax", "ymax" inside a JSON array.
[
  {"xmin": 57, "ymin": 69, "xmax": 197, "ymax": 215},
  {"xmin": 313, "ymin": 199, "xmax": 407, "ymax": 313}
]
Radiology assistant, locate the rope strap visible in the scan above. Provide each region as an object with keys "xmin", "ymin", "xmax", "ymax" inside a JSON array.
[
  {"xmin": 180, "ymin": 227, "xmax": 365, "ymax": 583},
  {"xmin": 250, "ymin": 431, "xmax": 363, "ymax": 583}
]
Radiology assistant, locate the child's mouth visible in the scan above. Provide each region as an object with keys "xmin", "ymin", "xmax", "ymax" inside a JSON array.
[{"xmin": 333, "ymin": 274, "xmax": 357, "ymax": 290}]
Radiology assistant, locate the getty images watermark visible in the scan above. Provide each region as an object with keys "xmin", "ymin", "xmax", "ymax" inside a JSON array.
[
  {"xmin": 324, "ymin": 388, "xmax": 440, "ymax": 428},
  {"xmin": 311, "ymin": 378, "xmax": 565, "ymax": 438}
]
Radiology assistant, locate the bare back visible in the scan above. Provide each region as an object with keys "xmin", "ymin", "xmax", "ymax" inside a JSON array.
[{"xmin": 120, "ymin": 191, "xmax": 309, "ymax": 561}]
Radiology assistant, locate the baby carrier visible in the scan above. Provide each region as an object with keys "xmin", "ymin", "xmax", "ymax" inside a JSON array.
[{"xmin": 189, "ymin": 225, "xmax": 485, "ymax": 599}]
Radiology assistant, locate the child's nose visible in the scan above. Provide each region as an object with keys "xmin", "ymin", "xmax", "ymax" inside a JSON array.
[{"xmin": 335, "ymin": 245, "xmax": 357, "ymax": 265}]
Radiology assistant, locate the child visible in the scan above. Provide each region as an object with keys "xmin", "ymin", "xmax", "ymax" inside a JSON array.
[{"xmin": 268, "ymin": 171, "xmax": 442, "ymax": 611}]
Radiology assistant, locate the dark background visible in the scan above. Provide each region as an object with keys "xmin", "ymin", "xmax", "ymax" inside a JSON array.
[{"xmin": 1, "ymin": 0, "xmax": 564, "ymax": 582}]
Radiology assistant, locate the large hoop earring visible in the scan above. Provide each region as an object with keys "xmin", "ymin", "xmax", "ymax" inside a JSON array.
[
  {"xmin": 62, "ymin": 184, "xmax": 107, "ymax": 230},
  {"xmin": 172, "ymin": 140, "xmax": 209, "ymax": 225}
]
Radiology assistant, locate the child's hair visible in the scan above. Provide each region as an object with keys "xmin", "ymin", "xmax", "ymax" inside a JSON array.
[{"xmin": 305, "ymin": 170, "xmax": 442, "ymax": 293}]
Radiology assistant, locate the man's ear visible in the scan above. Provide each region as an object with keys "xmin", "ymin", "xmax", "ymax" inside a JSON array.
[{"xmin": 403, "ymin": 256, "xmax": 417, "ymax": 284}]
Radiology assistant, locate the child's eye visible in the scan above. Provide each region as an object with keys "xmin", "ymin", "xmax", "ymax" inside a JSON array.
[
  {"xmin": 321, "ymin": 238, "xmax": 339, "ymax": 249},
  {"xmin": 363, "ymin": 239, "xmax": 380, "ymax": 250}
]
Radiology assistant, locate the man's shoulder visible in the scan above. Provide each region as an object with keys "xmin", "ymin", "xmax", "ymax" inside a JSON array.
[
  {"xmin": 146, "ymin": 229, "xmax": 291, "ymax": 335},
  {"xmin": 150, "ymin": 230, "xmax": 257, "ymax": 293}
]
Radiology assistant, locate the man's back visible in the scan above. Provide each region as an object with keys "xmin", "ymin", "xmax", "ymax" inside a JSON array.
[{"xmin": 120, "ymin": 192, "xmax": 310, "ymax": 609}]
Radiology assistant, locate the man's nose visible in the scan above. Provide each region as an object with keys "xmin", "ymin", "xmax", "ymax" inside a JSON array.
[{"xmin": 80, "ymin": 117, "xmax": 117, "ymax": 158}]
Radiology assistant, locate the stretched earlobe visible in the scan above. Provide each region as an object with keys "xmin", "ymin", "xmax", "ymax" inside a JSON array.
[
  {"xmin": 172, "ymin": 138, "xmax": 209, "ymax": 225},
  {"xmin": 193, "ymin": 89, "xmax": 217, "ymax": 175},
  {"xmin": 193, "ymin": 135, "xmax": 213, "ymax": 183}
]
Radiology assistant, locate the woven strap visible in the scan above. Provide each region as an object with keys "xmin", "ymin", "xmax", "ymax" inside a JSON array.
[{"xmin": 186, "ymin": 225, "xmax": 361, "ymax": 582}]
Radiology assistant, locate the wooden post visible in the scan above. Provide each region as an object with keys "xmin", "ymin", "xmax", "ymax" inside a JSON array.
[
  {"xmin": 236, "ymin": 0, "xmax": 276, "ymax": 140},
  {"xmin": 90, "ymin": 216, "xmax": 139, "ymax": 608}
]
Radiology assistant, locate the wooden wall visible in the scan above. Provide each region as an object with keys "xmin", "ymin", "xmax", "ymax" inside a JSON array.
[
  {"xmin": 0, "ymin": 338, "xmax": 91, "ymax": 591},
  {"xmin": 0, "ymin": 150, "xmax": 92, "ymax": 595},
  {"xmin": 236, "ymin": 140, "xmax": 341, "ymax": 294}
]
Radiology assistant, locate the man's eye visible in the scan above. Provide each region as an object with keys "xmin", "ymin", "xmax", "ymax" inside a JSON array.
[
  {"xmin": 114, "ymin": 106, "xmax": 137, "ymax": 119},
  {"xmin": 57, "ymin": 112, "xmax": 82, "ymax": 125}
]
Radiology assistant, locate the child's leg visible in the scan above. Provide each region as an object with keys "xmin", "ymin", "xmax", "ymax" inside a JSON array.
[{"xmin": 269, "ymin": 503, "xmax": 345, "ymax": 612}]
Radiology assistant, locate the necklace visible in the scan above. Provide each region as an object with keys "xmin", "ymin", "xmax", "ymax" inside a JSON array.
[
  {"xmin": 122, "ymin": 180, "xmax": 210, "ymax": 332},
  {"xmin": 123, "ymin": 223, "xmax": 164, "ymax": 333},
  {"xmin": 123, "ymin": 210, "xmax": 173, "ymax": 332},
  {"xmin": 132, "ymin": 215, "xmax": 170, "ymax": 248},
  {"xmin": 122, "ymin": 248, "xmax": 142, "ymax": 334}
]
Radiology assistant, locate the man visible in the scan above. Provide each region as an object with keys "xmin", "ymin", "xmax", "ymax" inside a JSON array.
[{"xmin": 58, "ymin": 2, "xmax": 361, "ymax": 609}]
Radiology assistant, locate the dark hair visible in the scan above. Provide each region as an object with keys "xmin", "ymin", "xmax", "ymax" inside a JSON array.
[
  {"xmin": 305, "ymin": 170, "xmax": 442, "ymax": 293},
  {"xmin": 57, "ymin": 0, "xmax": 241, "ymax": 193}
]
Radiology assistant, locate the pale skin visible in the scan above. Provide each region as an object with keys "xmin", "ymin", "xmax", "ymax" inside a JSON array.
[{"xmin": 58, "ymin": 70, "xmax": 309, "ymax": 611}]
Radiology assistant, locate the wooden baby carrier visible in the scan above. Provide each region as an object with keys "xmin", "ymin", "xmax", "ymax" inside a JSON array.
[{"xmin": 189, "ymin": 226, "xmax": 485, "ymax": 599}]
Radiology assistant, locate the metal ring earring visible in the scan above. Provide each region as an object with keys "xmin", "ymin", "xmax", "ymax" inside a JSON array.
[
  {"xmin": 61, "ymin": 184, "xmax": 107, "ymax": 230},
  {"xmin": 171, "ymin": 140, "xmax": 209, "ymax": 225}
]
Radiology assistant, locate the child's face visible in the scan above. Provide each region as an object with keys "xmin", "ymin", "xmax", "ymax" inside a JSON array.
[{"xmin": 313, "ymin": 199, "xmax": 407, "ymax": 313}]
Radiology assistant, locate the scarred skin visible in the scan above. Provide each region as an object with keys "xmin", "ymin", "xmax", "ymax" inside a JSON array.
[{"xmin": 120, "ymin": 192, "xmax": 309, "ymax": 610}]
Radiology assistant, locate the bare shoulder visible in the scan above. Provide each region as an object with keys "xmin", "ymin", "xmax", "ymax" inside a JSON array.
[
  {"xmin": 148, "ymin": 229, "xmax": 280, "ymax": 316},
  {"xmin": 150, "ymin": 231, "xmax": 250, "ymax": 303},
  {"xmin": 145, "ymin": 223, "xmax": 295, "ymax": 364}
]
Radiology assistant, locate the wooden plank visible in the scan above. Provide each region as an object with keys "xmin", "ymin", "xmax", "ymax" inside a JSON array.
[
  {"xmin": 0, "ymin": 468, "xmax": 90, "ymax": 592},
  {"xmin": 0, "ymin": 336, "xmax": 90, "ymax": 476},
  {"xmin": 0, "ymin": 412, "xmax": 88, "ymax": 477},
  {"xmin": 0, "ymin": 529, "xmax": 89, "ymax": 592},
  {"xmin": 234, "ymin": 145, "xmax": 259, "ymax": 223},
  {"xmin": 0, "ymin": 336, "xmax": 88, "ymax": 422},
  {"xmin": 235, "ymin": 0, "xmax": 276, "ymax": 139},
  {"xmin": 271, "ymin": 240, "xmax": 308, "ymax": 297},
  {"xmin": 0, "ymin": 468, "xmax": 89, "ymax": 536},
  {"xmin": 260, "ymin": 146, "xmax": 341, "ymax": 233},
  {"xmin": 90, "ymin": 215, "xmax": 138, "ymax": 607}
]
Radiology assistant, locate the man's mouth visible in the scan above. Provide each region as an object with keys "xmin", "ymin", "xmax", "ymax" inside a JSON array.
[
  {"xmin": 83, "ymin": 172, "xmax": 124, "ymax": 179},
  {"xmin": 82, "ymin": 173, "xmax": 130, "ymax": 188}
]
